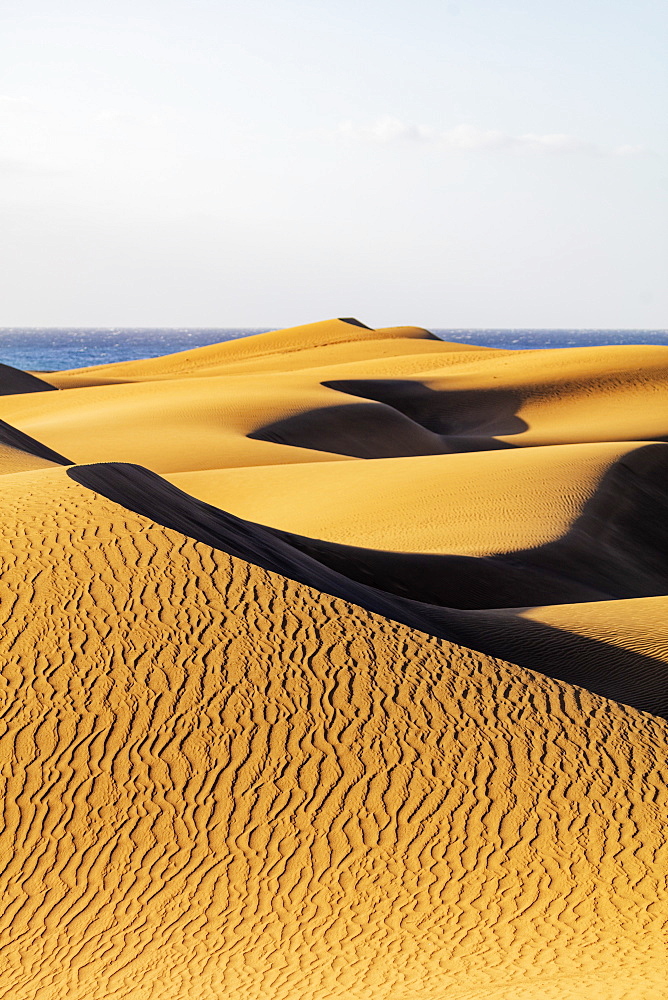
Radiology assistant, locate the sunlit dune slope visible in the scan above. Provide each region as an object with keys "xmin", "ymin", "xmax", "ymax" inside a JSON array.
[
  {"xmin": 0, "ymin": 321, "xmax": 508, "ymax": 471},
  {"xmin": 167, "ymin": 438, "xmax": 668, "ymax": 719},
  {"xmin": 4, "ymin": 323, "xmax": 666, "ymax": 472},
  {"xmin": 1, "ymin": 322, "xmax": 667, "ymax": 998},
  {"xmin": 255, "ymin": 442, "xmax": 668, "ymax": 610},
  {"xmin": 168, "ymin": 440, "xmax": 650, "ymax": 555},
  {"xmin": 0, "ymin": 465, "xmax": 665, "ymax": 1000},
  {"xmin": 38, "ymin": 319, "xmax": 451, "ymax": 387},
  {"xmin": 0, "ymin": 322, "xmax": 666, "ymax": 715},
  {"xmin": 0, "ymin": 441, "xmax": 61, "ymax": 474},
  {"xmin": 0, "ymin": 373, "xmax": 360, "ymax": 472}
]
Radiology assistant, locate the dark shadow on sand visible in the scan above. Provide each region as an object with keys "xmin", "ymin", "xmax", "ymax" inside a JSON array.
[
  {"xmin": 0, "ymin": 419, "xmax": 73, "ymax": 465},
  {"xmin": 0, "ymin": 363, "xmax": 57, "ymax": 396},
  {"xmin": 337, "ymin": 317, "xmax": 373, "ymax": 329},
  {"xmin": 267, "ymin": 442, "xmax": 668, "ymax": 607},
  {"xmin": 323, "ymin": 379, "xmax": 529, "ymax": 437},
  {"xmin": 67, "ymin": 460, "xmax": 668, "ymax": 719},
  {"xmin": 249, "ymin": 396, "xmax": 523, "ymax": 458}
]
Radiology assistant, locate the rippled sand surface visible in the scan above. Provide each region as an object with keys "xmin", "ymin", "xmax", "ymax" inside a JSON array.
[{"xmin": 0, "ymin": 320, "xmax": 665, "ymax": 998}]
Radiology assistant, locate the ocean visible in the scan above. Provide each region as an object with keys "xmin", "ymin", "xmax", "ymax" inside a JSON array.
[{"xmin": 0, "ymin": 327, "xmax": 667, "ymax": 372}]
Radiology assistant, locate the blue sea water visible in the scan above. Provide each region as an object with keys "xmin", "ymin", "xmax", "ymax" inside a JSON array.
[
  {"xmin": 0, "ymin": 327, "xmax": 666, "ymax": 372},
  {"xmin": 0, "ymin": 329, "xmax": 270, "ymax": 372}
]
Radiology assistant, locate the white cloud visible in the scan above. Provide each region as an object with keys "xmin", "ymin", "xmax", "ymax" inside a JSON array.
[
  {"xmin": 613, "ymin": 144, "xmax": 647, "ymax": 157},
  {"xmin": 335, "ymin": 116, "xmax": 436, "ymax": 143},
  {"xmin": 510, "ymin": 132, "xmax": 592, "ymax": 153},
  {"xmin": 332, "ymin": 118, "xmax": 631, "ymax": 155}
]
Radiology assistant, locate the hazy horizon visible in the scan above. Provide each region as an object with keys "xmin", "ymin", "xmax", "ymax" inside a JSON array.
[
  {"xmin": 2, "ymin": 324, "xmax": 668, "ymax": 332},
  {"xmin": 1, "ymin": 1, "xmax": 666, "ymax": 329}
]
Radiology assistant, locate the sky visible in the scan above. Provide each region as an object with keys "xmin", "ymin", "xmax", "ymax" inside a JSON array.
[{"xmin": 1, "ymin": 0, "xmax": 666, "ymax": 328}]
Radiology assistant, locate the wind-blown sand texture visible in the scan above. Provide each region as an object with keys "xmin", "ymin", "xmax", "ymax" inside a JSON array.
[{"xmin": 0, "ymin": 319, "xmax": 666, "ymax": 999}]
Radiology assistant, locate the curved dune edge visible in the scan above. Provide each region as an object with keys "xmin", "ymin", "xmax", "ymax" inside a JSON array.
[
  {"xmin": 37, "ymin": 318, "xmax": 436, "ymax": 388},
  {"xmin": 318, "ymin": 344, "xmax": 668, "ymax": 447},
  {"xmin": 0, "ymin": 465, "xmax": 665, "ymax": 1000},
  {"xmin": 166, "ymin": 440, "xmax": 658, "ymax": 556},
  {"xmin": 258, "ymin": 441, "xmax": 668, "ymax": 608},
  {"xmin": 0, "ymin": 417, "xmax": 73, "ymax": 466},
  {"xmin": 67, "ymin": 461, "xmax": 668, "ymax": 718}
]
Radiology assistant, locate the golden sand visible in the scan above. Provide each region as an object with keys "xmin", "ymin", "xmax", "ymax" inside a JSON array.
[{"xmin": 0, "ymin": 320, "xmax": 666, "ymax": 998}]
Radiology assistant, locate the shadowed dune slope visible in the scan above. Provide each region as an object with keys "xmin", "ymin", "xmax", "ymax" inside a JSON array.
[
  {"xmin": 249, "ymin": 401, "xmax": 474, "ymax": 458},
  {"xmin": 232, "ymin": 344, "xmax": 668, "ymax": 459},
  {"xmin": 0, "ymin": 363, "xmax": 57, "ymax": 396},
  {"xmin": 455, "ymin": 598, "xmax": 668, "ymax": 719},
  {"xmin": 259, "ymin": 442, "xmax": 668, "ymax": 608},
  {"xmin": 320, "ymin": 344, "xmax": 668, "ymax": 448},
  {"xmin": 0, "ymin": 369, "xmax": 519, "ymax": 474},
  {"xmin": 0, "ymin": 322, "xmax": 505, "ymax": 472},
  {"xmin": 0, "ymin": 466, "xmax": 665, "ymax": 1000},
  {"xmin": 69, "ymin": 461, "xmax": 668, "ymax": 717},
  {"xmin": 248, "ymin": 401, "xmax": 518, "ymax": 457}
]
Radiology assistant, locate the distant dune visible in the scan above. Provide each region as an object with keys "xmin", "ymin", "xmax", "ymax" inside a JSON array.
[{"xmin": 0, "ymin": 319, "xmax": 666, "ymax": 999}]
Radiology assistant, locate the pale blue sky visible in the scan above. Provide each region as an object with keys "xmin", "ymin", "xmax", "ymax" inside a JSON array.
[{"xmin": 1, "ymin": 1, "xmax": 666, "ymax": 327}]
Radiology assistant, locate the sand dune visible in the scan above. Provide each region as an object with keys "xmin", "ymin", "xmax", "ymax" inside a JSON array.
[
  {"xmin": 252, "ymin": 441, "xmax": 668, "ymax": 610},
  {"xmin": 167, "ymin": 440, "xmax": 652, "ymax": 555},
  {"xmin": 3, "ymin": 325, "xmax": 665, "ymax": 474},
  {"xmin": 38, "ymin": 319, "xmax": 446, "ymax": 386},
  {"xmin": 0, "ymin": 320, "xmax": 666, "ymax": 998},
  {"xmin": 0, "ymin": 373, "xmax": 358, "ymax": 472},
  {"xmin": 249, "ymin": 347, "xmax": 668, "ymax": 455},
  {"xmin": 469, "ymin": 596, "xmax": 668, "ymax": 718},
  {"xmin": 322, "ymin": 343, "xmax": 668, "ymax": 445},
  {"xmin": 0, "ymin": 465, "xmax": 664, "ymax": 999}
]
